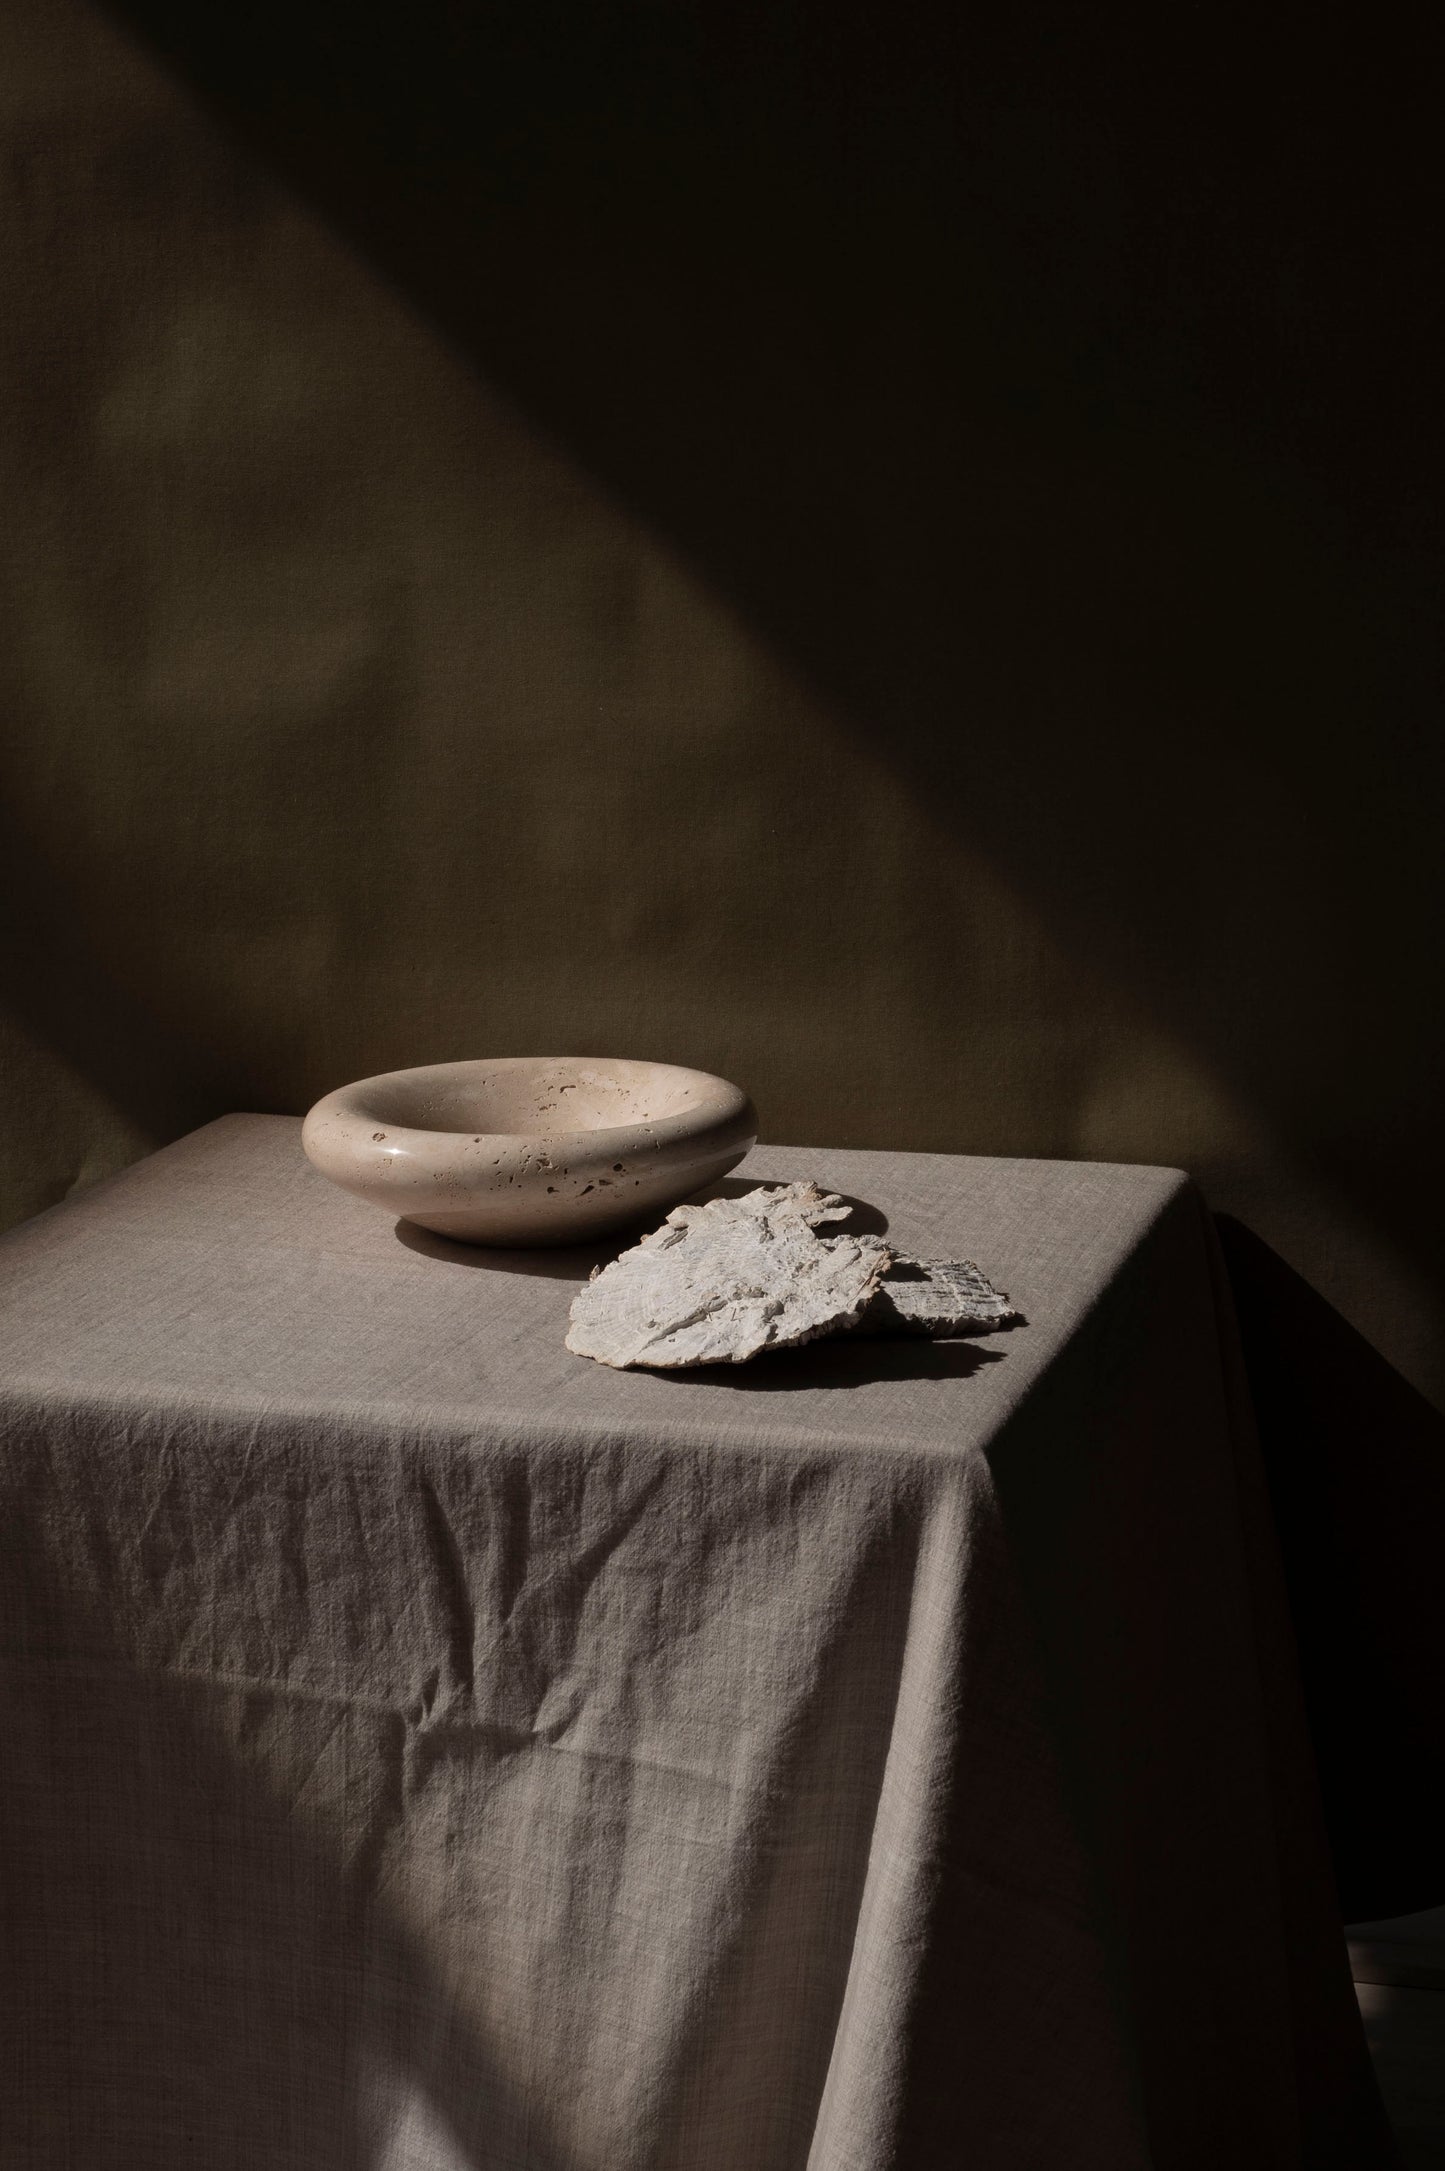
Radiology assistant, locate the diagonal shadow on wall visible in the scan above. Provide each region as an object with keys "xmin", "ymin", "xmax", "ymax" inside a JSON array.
[
  {"xmin": 68, "ymin": 0, "xmax": 1440, "ymax": 1305},
  {"xmin": 0, "ymin": 0, "xmax": 1435, "ymax": 1397}
]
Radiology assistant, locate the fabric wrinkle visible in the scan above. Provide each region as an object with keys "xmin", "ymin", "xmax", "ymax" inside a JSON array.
[{"xmin": 0, "ymin": 1118, "xmax": 1393, "ymax": 2170}]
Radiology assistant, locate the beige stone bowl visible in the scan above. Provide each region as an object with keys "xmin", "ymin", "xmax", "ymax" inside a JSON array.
[{"xmin": 301, "ymin": 1056, "xmax": 758, "ymax": 1246}]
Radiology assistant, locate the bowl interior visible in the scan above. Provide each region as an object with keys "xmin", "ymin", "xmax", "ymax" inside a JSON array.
[{"xmin": 356, "ymin": 1058, "xmax": 722, "ymax": 1139}]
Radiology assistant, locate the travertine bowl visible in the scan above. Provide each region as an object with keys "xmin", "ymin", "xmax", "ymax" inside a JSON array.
[{"xmin": 301, "ymin": 1057, "xmax": 758, "ymax": 1246}]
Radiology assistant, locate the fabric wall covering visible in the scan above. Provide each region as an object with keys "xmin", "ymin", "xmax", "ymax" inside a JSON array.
[{"xmin": 1, "ymin": 0, "xmax": 1440, "ymax": 1408}]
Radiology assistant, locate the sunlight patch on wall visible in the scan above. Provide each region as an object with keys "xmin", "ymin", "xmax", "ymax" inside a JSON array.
[{"xmin": 0, "ymin": 0, "xmax": 1436, "ymax": 1401}]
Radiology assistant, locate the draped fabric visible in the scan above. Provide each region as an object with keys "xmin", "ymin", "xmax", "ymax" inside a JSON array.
[{"xmin": 0, "ymin": 1118, "xmax": 1394, "ymax": 2168}]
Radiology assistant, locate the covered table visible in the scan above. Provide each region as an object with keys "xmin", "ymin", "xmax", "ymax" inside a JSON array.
[{"xmin": 0, "ymin": 1116, "xmax": 1393, "ymax": 2169}]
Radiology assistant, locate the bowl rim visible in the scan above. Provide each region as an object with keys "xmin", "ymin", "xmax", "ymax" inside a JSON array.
[{"xmin": 304, "ymin": 1055, "xmax": 755, "ymax": 1156}]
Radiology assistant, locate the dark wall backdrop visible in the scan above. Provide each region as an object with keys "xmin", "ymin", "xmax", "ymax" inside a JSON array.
[{"xmin": 1, "ymin": 0, "xmax": 1441, "ymax": 1409}]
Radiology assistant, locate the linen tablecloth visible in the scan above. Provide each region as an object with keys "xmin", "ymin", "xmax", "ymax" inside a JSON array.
[{"xmin": 0, "ymin": 1117, "xmax": 1393, "ymax": 2169}]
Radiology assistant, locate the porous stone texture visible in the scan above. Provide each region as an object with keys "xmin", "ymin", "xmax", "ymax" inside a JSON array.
[
  {"xmin": 566, "ymin": 1182, "xmax": 1020, "ymax": 1368},
  {"xmin": 565, "ymin": 1182, "xmax": 891, "ymax": 1368},
  {"xmin": 302, "ymin": 1056, "xmax": 757, "ymax": 1245}
]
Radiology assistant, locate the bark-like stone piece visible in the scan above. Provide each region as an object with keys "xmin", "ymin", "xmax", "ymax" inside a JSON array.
[
  {"xmin": 853, "ymin": 1256, "xmax": 1020, "ymax": 1336},
  {"xmin": 566, "ymin": 1181, "xmax": 1023, "ymax": 1369},
  {"xmin": 565, "ymin": 1182, "xmax": 892, "ymax": 1369}
]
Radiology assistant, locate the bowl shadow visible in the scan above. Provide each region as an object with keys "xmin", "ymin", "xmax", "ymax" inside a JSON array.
[
  {"xmin": 392, "ymin": 1218, "xmax": 626, "ymax": 1280},
  {"xmin": 696, "ymin": 1178, "xmax": 889, "ymax": 1237},
  {"xmin": 392, "ymin": 1180, "xmax": 890, "ymax": 1279}
]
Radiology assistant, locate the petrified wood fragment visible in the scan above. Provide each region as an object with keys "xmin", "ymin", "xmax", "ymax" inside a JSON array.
[
  {"xmin": 853, "ymin": 1256, "xmax": 1020, "ymax": 1337},
  {"xmin": 565, "ymin": 1182, "xmax": 891, "ymax": 1369},
  {"xmin": 566, "ymin": 1182, "xmax": 1020, "ymax": 1369}
]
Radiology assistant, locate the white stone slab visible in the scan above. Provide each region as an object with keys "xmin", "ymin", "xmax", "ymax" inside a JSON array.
[
  {"xmin": 566, "ymin": 1181, "xmax": 1021, "ymax": 1369},
  {"xmin": 565, "ymin": 1182, "xmax": 891, "ymax": 1368}
]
